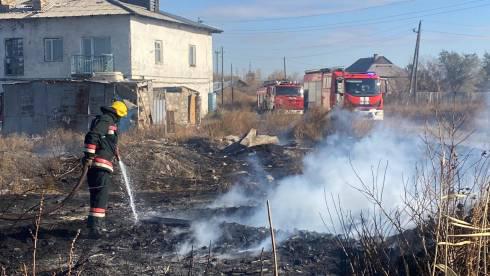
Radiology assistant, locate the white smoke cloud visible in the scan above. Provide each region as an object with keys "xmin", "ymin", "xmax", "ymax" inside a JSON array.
[
  {"xmin": 241, "ymin": 118, "xmax": 422, "ymax": 233},
  {"xmin": 181, "ymin": 110, "xmax": 422, "ymax": 247},
  {"xmin": 179, "ymin": 111, "xmax": 423, "ymax": 255},
  {"xmin": 177, "ymin": 218, "xmax": 224, "ymax": 255},
  {"xmin": 179, "ymin": 102, "xmax": 490, "ymax": 255}
]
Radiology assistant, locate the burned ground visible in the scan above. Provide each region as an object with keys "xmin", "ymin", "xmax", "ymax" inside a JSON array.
[{"xmin": 0, "ymin": 137, "xmax": 350, "ymax": 275}]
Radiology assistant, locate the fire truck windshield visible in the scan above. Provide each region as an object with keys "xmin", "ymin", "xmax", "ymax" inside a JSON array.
[
  {"xmin": 345, "ymin": 79, "xmax": 380, "ymax": 96},
  {"xmin": 276, "ymin": 87, "xmax": 302, "ymax": 96}
]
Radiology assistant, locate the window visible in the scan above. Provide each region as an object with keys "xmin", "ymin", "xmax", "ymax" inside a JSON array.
[
  {"xmin": 155, "ymin": 40, "xmax": 163, "ymax": 64},
  {"xmin": 44, "ymin": 38, "xmax": 63, "ymax": 62},
  {"xmin": 4, "ymin": 38, "xmax": 24, "ymax": 76},
  {"xmin": 81, "ymin": 37, "xmax": 111, "ymax": 56},
  {"xmin": 189, "ymin": 44, "xmax": 196, "ymax": 67},
  {"xmin": 345, "ymin": 79, "xmax": 381, "ymax": 96},
  {"xmin": 275, "ymin": 87, "xmax": 302, "ymax": 96}
]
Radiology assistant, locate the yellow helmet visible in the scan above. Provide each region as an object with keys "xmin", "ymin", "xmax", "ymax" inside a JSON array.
[{"xmin": 111, "ymin": 101, "xmax": 128, "ymax": 118}]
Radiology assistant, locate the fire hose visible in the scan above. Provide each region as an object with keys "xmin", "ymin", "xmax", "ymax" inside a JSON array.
[{"xmin": 0, "ymin": 163, "xmax": 89, "ymax": 221}]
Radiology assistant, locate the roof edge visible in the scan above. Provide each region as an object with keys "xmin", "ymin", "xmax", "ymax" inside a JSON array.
[{"xmin": 108, "ymin": 0, "xmax": 222, "ymax": 33}]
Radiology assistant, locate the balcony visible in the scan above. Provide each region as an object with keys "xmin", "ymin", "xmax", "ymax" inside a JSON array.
[{"xmin": 71, "ymin": 54, "xmax": 114, "ymax": 76}]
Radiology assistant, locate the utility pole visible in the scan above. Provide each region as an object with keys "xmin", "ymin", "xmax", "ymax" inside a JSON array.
[
  {"xmin": 231, "ymin": 63, "xmax": 234, "ymax": 105},
  {"xmin": 283, "ymin": 56, "xmax": 287, "ymax": 80},
  {"xmin": 221, "ymin": 47, "xmax": 224, "ymax": 106},
  {"xmin": 214, "ymin": 50, "xmax": 219, "ymax": 76},
  {"xmin": 409, "ymin": 20, "xmax": 422, "ymax": 103}
]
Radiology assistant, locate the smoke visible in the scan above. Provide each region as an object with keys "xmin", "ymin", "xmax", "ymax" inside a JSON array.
[
  {"xmin": 177, "ymin": 110, "xmax": 425, "ymax": 255},
  {"xmin": 182, "ymin": 102, "xmax": 490, "ymax": 255},
  {"xmin": 178, "ymin": 218, "xmax": 224, "ymax": 255},
  {"xmin": 210, "ymin": 156, "xmax": 272, "ymax": 209},
  {"xmin": 469, "ymin": 92, "xmax": 490, "ymax": 150},
  {"xmin": 241, "ymin": 115, "xmax": 422, "ymax": 232}
]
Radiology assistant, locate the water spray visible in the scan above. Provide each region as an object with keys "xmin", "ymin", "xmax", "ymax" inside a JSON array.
[{"xmin": 118, "ymin": 158, "xmax": 139, "ymax": 223}]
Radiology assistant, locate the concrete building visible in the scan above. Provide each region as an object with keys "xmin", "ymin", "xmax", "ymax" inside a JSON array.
[{"xmin": 0, "ymin": 0, "xmax": 221, "ymax": 116}]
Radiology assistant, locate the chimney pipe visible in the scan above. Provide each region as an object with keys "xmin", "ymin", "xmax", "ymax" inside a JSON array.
[
  {"xmin": 373, "ymin": 53, "xmax": 379, "ymax": 61},
  {"xmin": 120, "ymin": 0, "xmax": 159, "ymax": 12},
  {"xmin": 32, "ymin": 0, "xmax": 48, "ymax": 11}
]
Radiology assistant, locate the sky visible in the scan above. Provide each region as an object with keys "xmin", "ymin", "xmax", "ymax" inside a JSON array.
[{"xmin": 161, "ymin": 0, "xmax": 490, "ymax": 77}]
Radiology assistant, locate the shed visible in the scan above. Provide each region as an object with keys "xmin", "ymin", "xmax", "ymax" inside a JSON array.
[
  {"xmin": 153, "ymin": 86, "xmax": 201, "ymax": 132},
  {"xmin": 1, "ymin": 79, "xmax": 153, "ymax": 134}
]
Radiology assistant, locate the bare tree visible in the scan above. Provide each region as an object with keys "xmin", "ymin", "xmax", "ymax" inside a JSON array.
[
  {"xmin": 417, "ymin": 58, "xmax": 444, "ymax": 92},
  {"xmin": 266, "ymin": 70, "xmax": 300, "ymax": 82},
  {"xmin": 479, "ymin": 52, "xmax": 490, "ymax": 91},
  {"xmin": 438, "ymin": 51, "xmax": 481, "ymax": 93}
]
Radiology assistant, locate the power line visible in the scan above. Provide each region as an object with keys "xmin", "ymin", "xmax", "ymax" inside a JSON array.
[
  {"xmin": 231, "ymin": 30, "xmax": 412, "ymax": 63},
  {"xmin": 203, "ymin": 0, "xmax": 414, "ymax": 23},
  {"xmin": 424, "ymin": 30, "xmax": 490, "ymax": 39},
  {"xmin": 250, "ymin": 28, "xmax": 411, "ymax": 60},
  {"xmin": 233, "ymin": 27, "xmax": 490, "ymax": 64},
  {"xmin": 289, "ymin": 36, "xmax": 409, "ymax": 60},
  {"xmin": 223, "ymin": 1, "xmax": 489, "ymax": 35},
  {"xmin": 219, "ymin": 22, "xmax": 413, "ymax": 53},
  {"xmin": 423, "ymin": 19, "xmax": 490, "ymax": 29},
  {"xmin": 220, "ymin": 1, "xmax": 490, "ymax": 68},
  {"xmin": 226, "ymin": 0, "xmax": 484, "ymax": 32}
]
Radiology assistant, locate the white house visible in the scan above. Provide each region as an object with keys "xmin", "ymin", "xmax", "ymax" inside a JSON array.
[{"xmin": 0, "ymin": 0, "xmax": 221, "ymax": 115}]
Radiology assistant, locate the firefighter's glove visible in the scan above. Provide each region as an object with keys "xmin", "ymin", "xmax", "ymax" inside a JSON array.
[
  {"xmin": 115, "ymin": 147, "xmax": 121, "ymax": 162},
  {"xmin": 82, "ymin": 153, "xmax": 95, "ymax": 168}
]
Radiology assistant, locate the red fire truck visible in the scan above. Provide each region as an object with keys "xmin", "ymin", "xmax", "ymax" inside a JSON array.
[
  {"xmin": 257, "ymin": 80, "xmax": 304, "ymax": 114},
  {"xmin": 303, "ymin": 68, "xmax": 385, "ymax": 120}
]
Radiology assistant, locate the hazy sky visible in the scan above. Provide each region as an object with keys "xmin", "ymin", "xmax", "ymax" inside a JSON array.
[{"xmin": 162, "ymin": 0, "xmax": 490, "ymax": 76}]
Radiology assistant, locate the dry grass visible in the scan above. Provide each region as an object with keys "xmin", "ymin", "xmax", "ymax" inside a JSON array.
[
  {"xmin": 218, "ymin": 87, "xmax": 257, "ymax": 112},
  {"xmin": 201, "ymin": 110, "xmax": 259, "ymax": 139},
  {"xmin": 0, "ymin": 129, "xmax": 82, "ymax": 195},
  {"xmin": 0, "ymin": 134, "xmax": 41, "ymax": 194},
  {"xmin": 386, "ymin": 101, "xmax": 484, "ymax": 122},
  {"xmin": 259, "ymin": 113, "xmax": 301, "ymax": 135},
  {"xmin": 292, "ymin": 108, "xmax": 331, "ymax": 142},
  {"xmin": 200, "ymin": 108, "xmax": 331, "ymax": 142}
]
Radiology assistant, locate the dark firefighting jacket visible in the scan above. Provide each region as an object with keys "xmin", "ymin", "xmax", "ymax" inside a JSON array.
[{"xmin": 83, "ymin": 106, "xmax": 120, "ymax": 173}]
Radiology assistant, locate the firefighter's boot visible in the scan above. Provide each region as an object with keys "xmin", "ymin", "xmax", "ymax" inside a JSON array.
[{"xmin": 87, "ymin": 216, "xmax": 107, "ymax": 239}]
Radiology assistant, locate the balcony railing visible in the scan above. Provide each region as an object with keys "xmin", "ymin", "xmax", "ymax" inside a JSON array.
[{"xmin": 71, "ymin": 54, "xmax": 114, "ymax": 75}]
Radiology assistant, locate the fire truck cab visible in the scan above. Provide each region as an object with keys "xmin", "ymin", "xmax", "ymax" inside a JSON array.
[
  {"xmin": 304, "ymin": 68, "xmax": 385, "ymax": 120},
  {"xmin": 257, "ymin": 80, "xmax": 304, "ymax": 114}
]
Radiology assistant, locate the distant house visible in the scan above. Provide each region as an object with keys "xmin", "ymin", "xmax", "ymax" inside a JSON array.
[
  {"xmin": 347, "ymin": 54, "xmax": 408, "ymax": 78},
  {"xmin": 347, "ymin": 54, "xmax": 409, "ymax": 94},
  {"xmin": 0, "ymin": 0, "xmax": 222, "ymax": 117}
]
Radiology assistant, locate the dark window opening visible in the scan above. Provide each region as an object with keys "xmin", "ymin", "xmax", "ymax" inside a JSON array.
[{"xmin": 5, "ymin": 38, "xmax": 24, "ymax": 76}]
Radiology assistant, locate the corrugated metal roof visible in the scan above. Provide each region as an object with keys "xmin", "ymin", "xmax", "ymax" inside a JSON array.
[
  {"xmin": 113, "ymin": 1, "xmax": 222, "ymax": 33},
  {"xmin": 0, "ymin": 0, "xmax": 222, "ymax": 33},
  {"xmin": 0, "ymin": 0, "xmax": 129, "ymax": 19}
]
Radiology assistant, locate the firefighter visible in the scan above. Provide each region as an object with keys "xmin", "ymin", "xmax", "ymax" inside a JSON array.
[{"xmin": 82, "ymin": 101, "xmax": 128, "ymax": 238}]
